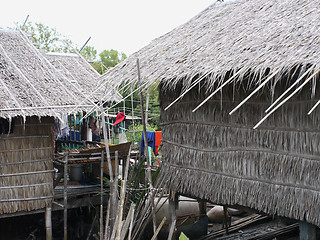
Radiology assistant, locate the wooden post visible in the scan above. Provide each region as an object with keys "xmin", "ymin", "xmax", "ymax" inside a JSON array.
[
  {"xmin": 167, "ymin": 192, "xmax": 178, "ymax": 240},
  {"xmin": 223, "ymin": 206, "xmax": 229, "ymax": 235},
  {"xmin": 45, "ymin": 205, "xmax": 52, "ymax": 240},
  {"xmin": 100, "ymin": 151, "xmax": 105, "ymax": 240},
  {"xmin": 136, "ymin": 58, "xmax": 158, "ymax": 237},
  {"xmin": 63, "ymin": 153, "xmax": 68, "ymax": 240},
  {"xmin": 130, "ymin": 84, "xmax": 136, "ymax": 143},
  {"xmin": 145, "ymin": 88, "xmax": 150, "ymax": 124},
  {"xmin": 300, "ymin": 221, "xmax": 317, "ymax": 240},
  {"xmin": 101, "ymin": 110, "xmax": 114, "ymax": 237},
  {"xmin": 198, "ymin": 199, "xmax": 207, "ymax": 216}
]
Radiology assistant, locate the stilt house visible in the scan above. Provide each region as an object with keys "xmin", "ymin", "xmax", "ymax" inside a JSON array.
[
  {"xmin": 0, "ymin": 30, "xmax": 108, "ymax": 216},
  {"xmin": 100, "ymin": 0, "xmax": 320, "ymax": 227}
]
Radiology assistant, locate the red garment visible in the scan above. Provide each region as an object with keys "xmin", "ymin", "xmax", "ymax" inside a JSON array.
[
  {"xmin": 155, "ymin": 131, "xmax": 162, "ymax": 155},
  {"xmin": 113, "ymin": 112, "xmax": 126, "ymax": 126}
]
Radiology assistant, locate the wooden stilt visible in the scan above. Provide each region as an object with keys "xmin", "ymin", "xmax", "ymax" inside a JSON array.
[
  {"xmin": 100, "ymin": 151, "xmax": 104, "ymax": 240},
  {"xmin": 63, "ymin": 153, "xmax": 68, "ymax": 240},
  {"xmin": 223, "ymin": 206, "xmax": 229, "ymax": 235},
  {"xmin": 45, "ymin": 205, "xmax": 52, "ymax": 240},
  {"xmin": 167, "ymin": 191, "xmax": 178, "ymax": 240}
]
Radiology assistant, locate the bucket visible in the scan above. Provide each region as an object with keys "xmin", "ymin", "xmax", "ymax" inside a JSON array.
[{"xmin": 70, "ymin": 165, "xmax": 83, "ymax": 181}]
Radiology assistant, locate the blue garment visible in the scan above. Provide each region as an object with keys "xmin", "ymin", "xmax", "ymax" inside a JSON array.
[{"xmin": 141, "ymin": 131, "xmax": 156, "ymax": 155}]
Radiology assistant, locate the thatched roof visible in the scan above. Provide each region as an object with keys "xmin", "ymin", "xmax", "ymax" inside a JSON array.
[
  {"xmin": 44, "ymin": 52, "xmax": 122, "ymax": 102},
  {"xmin": 0, "ymin": 30, "xmax": 97, "ymax": 119},
  {"xmin": 100, "ymin": 0, "xmax": 320, "ymax": 89}
]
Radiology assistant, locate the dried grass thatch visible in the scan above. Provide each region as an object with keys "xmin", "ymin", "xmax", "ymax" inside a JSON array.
[
  {"xmin": 44, "ymin": 52, "xmax": 122, "ymax": 103},
  {"xmin": 158, "ymin": 81, "xmax": 320, "ymax": 226},
  {"xmin": 100, "ymin": 0, "xmax": 320, "ymax": 90},
  {"xmin": 0, "ymin": 116, "xmax": 54, "ymax": 214},
  {"xmin": 0, "ymin": 30, "xmax": 97, "ymax": 119},
  {"xmin": 97, "ymin": 0, "xmax": 320, "ymax": 227}
]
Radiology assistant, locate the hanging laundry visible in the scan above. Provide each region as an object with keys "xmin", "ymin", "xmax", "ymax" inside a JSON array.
[
  {"xmin": 60, "ymin": 115, "xmax": 69, "ymax": 138},
  {"xmin": 155, "ymin": 131, "xmax": 162, "ymax": 155},
  {"xmin": 141, "ymin": 131, "xmax": 156, "ymax": 155},
  {"xmin": 113, "ymin": 112, "xmax": 126, "ymax": 126}
]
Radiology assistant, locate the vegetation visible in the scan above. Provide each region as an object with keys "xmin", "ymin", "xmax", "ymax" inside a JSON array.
[{"xmin": 15, "ymin": 21, "xmax": 127, "ymax": 75}]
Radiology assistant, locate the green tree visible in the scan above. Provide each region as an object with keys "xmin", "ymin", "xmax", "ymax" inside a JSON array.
[
  {"xmin": 20, "ymin": 22, "xmax": 75, "ymax": 53},
  {"xmin": 81, "ymin": 45, "xmax": 97, "ymax": 62},
  {"xmin": 93, "ymin": 49, "xmax": 127, "ymax": 74}
]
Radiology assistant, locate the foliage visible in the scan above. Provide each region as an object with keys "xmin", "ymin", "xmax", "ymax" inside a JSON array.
[
  {"xmin": 116, "ymin": 82, "xmax": 161, "ymax": 129},
  {"xmin": 126, "ymin": 122, "xmax": 158, "ymax": 144},
  {"xmin": 179, "ymin": 232, "xmax": 190, "ymax": 240},
  {"xmin": 89, "ymin": 49, "xmax": 127, "ymax": 74},
  {"xmin": 19, "ymin": 22, "xmax": 75, "ymax": 53},
  {"xmin": 81, "ymin": 45, "xmax": 97, "ymax": 62}
]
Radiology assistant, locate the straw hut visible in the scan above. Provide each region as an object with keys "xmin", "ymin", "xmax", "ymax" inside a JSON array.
[
  {"xmin": 100, "ymin": 0, "xmax": 320, "ymax": 228},
  {"xmin": 44, "ymin": 52, "xmax": 122, "ymax": 103},
  {"xmin": 0, "ymin": 30, "xmax": 97, "ymax": 215}
]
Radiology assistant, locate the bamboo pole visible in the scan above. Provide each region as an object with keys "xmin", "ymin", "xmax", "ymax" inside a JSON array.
[
  {"xmin": 100, "ymin": 151, "xmax": 105, "ymax": 240},
  {"xmin": 45, "ymin": 205, "xmax": 52, "ymax": 240},
  {"xmin": 145, "ymin": 88, "xmax": 150, "ymax": 124},
  {"xmin": 167, "ymin": 192, "xmax": 177, "ymax": 240},
  {"xmin": 21, "ymin": 15, "xmax": 29, "ymax": 30},
  {"xmin": 254, "ymin": 68, "xmax": 320, "ymax": 129},
  {"xmin": 79, "ymin": 37, "xmax": 91, "ymax": 52},
  {"xmin": 63, "ymin": 153, "xmax": 68, "ymax": 240},
  {"xmin": 113, "ymin": 151, "xmax": 119, "ymax": 232},
  {"xmin": 308, "ymin": 99, "xmax": 320, "ymax": 115},
  {"xmin": 164, "ymin": 71, "xmax": 214, "ymax": 111},
  {"xmin": 104, "ymin": 198, "xmax": 111, "ymax": 240},
  {"xmin": 265, "ymin": 66, "xmax": 314, "ymax": 113},
  {"xmin": 136, "ymin": 58, "xmax": 158, "ymax": 237},
  {"xmin": 120, "ymin": 203, "xmax": 136, "ymax": 240},
  {"xmin": 128, "ymin": 205, "xmax": 135, "ymax": 240},
  {"xmin": 192, "ymin": 69, "xmax": 243, "ymax": 112},
  {"xmin": 229, "ymin": 66, "xmax": 280, "ymax": 115},
  {"xmin": 131, "ymin": 84, "xmax": 136, "ymax": 142},
  {"xmin": 116, "ymin": 146, "xmax": 132, "ymax": 240},
  {"xmin": 101, "ymin": 110, "xmax": 115, "ymax": 238},
  {"xmin": 151, "ymin": 217, "xmax": 167, "ymax": 240}
]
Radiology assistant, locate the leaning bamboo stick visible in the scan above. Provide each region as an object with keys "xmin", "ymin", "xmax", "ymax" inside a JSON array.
[
  {"xmin": 151, "ymin": 217, "xmax": 167, "ymax": 240},
  {"xmin": 128, "ymin": 206, "xmax": 135, "ymax": 240},
  {"xmin": 131, "ymin": 84, "xmax": 136, "ymax": 142},
  {"xmin": 192, "ymin": 69, "xmax": 243, "ymax": 112},
  {"xmin": 254, "ymin": 68, "xmax": 320, "ymax": 129},
  {"xmin": 137, "ymin": 58, "xmax": 158, "ymax": 238},
  {"xmin": 164, "ymin": 71, "xmax": 214, "ymax": 111},
  {"xmin": 308, "ymin": 99, "xmax": 320, "ymax": 115},
  {"xmin": 265, "ymin": 65, "xmax": 314, "ymax": 113},
  {"xmin": 104, "ymin": 198, "xmax": 111, "ymax": 240},
  {"xmin": 229, "ymin": 66, "xmax": 280, "ymax": 115},
  {"xmin": 120, "ymin": 203, "xmax": 136, "ymax": 240}
]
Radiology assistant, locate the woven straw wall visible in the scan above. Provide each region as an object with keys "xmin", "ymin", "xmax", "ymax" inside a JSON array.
[
  {"xmin": 0, "ymin": 116, "xmax": 54, "ymax": 214},
  {"xmin": 159, "ymin": 80, "xmax": 320, "ymax": 226}
]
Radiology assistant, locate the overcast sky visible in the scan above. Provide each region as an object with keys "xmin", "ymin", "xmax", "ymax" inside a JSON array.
[{"xmin": 0, "ymin": 0, "xmax": 216, "ymax": 55}]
